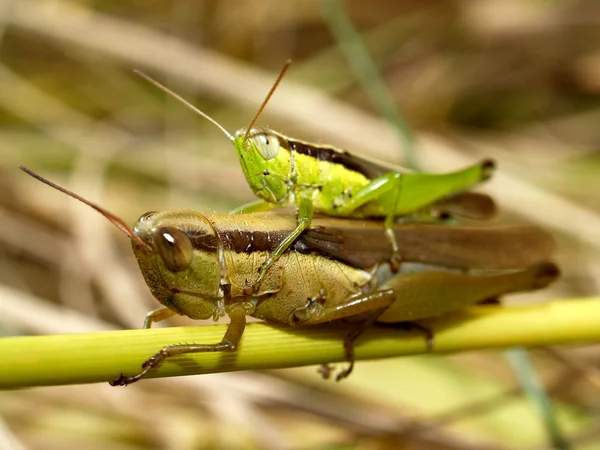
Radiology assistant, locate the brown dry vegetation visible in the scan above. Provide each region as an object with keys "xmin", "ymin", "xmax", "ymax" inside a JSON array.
[{"xmin": 1, "ymin": 0, "xmax": 600, "ymax": 448}]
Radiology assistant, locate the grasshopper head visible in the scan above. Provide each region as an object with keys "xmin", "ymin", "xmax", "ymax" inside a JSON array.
[
  {"xmin": 234, "ymin": 127, "xmax": 291, "ymax": 204},
  {"xmin": 131, "ymin": 210, "xmax": 224, "ymax": 321},
  {"xmin": 133, "ymin": 63, "xmax": 294, "ymax": 207},
  {"xmin": 19, "ymin": 167, "xmax": 224, "ymax": 321}
]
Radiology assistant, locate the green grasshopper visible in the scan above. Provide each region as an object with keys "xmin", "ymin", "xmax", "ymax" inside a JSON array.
[
  {"xmin": 135, "ymin": 64, "xmax": 496, "ymax": 293},
  {"xmin": 20, "ymin": 167, "xmax": 558, "ymax": 384}
]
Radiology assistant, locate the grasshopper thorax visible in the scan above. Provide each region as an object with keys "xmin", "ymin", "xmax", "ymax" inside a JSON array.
[
  {"xmin": 233, "ymin": 127, "xmax": 292, "ymax": 204},
  {"xmin": 131, "ymin": 210, "xmax": 224, "ymax": 321}
]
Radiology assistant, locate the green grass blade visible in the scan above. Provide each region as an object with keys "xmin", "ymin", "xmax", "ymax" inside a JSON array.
[
  {"xmin": 506, "ymin": 348, "xmax": 570, "ymax": 449},
  {"xmin": 1, "ymin": 298, "xmax": 599, "ymax": 388},
  {"xmin": 319, "ymin": 0, "xmax": 417, "ymax": 169}
]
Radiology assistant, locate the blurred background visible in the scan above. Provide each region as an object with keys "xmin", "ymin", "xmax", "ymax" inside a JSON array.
[{"xmin": 1, "ymin": 0, "xmax": 600, "ymax": 448}]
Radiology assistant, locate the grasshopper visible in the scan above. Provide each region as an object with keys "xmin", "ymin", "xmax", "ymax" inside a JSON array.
[
  {"xmin": 20, "ymin": 167, "xmax": 558, "ymax": 384},
  {"xmin": 135, "ymin": 64, "xmax": 496, "ymax": 292}
]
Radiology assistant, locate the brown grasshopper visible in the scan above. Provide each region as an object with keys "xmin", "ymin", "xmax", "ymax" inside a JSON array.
[{"xmin": 20, "ymin": 167, "xmax": 559, "ymax": 384}]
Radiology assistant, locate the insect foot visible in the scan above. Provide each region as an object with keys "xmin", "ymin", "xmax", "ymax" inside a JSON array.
[
  {"xmin": 317, "ymin": 363, "xmax": 335, "ymax": 380},
  {"xmin": 389, "ymin": 252, "xmax": 402, "ymax": 273},
  {"xmin": 403, "ymin": 322, "xmax": 434, "ymax": 351},
  {"xmin": 335, "ymin": 363, "xmax": 355, "ymax": 382},
  {"xmin": 109, "ymin": 373, "xmax": 129, "ymax": 387},
  {"xmin": 316, "ymin": 362, "xmax": 355, "ymax": 382},
  {"xmin": 109, "ymin": 349, "xmax": 169, "ymax": 386}
]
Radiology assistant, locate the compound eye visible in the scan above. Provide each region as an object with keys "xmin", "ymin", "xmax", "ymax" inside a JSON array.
[
  {"xmin": 251, "ymin": 131, "xmax": 280, "ymax": 160},
  {"xmin": 154, "ymin": 227, "xmax": 193, "ymax": 272}
]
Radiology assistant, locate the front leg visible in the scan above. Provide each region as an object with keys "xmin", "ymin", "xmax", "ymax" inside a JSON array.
[
  {"xmin": 143, "ymin": 306, "xmax": 177, "ymax": 329},
  {"xmin": 110, "ymin": 306, "xmax": 248, "ymax": 386},
  {"xmin": 248, "ymin": 194, "xmax": 314, "ymax": 294}
]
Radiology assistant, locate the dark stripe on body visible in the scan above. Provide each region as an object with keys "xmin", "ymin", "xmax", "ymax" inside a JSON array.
[
  {"xmin": 276, "ymin": 134, "xmax": 391, "ymax": 180},
  {"xmin": 186, "ymin": 229, "xmax": 219, "ymax": 253},
  {"xmin": 216, "ymin": 229, "xmax": 290, "ymax": 254}
]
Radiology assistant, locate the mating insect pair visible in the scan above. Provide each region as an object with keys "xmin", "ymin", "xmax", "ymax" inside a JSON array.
[
  {"xmin": 19, "ymin": 167, "xmax": 560, "ymax": 384},
  {"xmin": 136, "ymin": 61, "xmax": 496, "ymax": 291},
  {"xmin": 20, "ymin": 62, "xmax": 558, "ymax": 384}
]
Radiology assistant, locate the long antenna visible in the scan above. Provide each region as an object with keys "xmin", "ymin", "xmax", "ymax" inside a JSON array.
[
  {"xmin": 19, "ymin": 166, "xmax": 152, "ymax": 252},
  {"xmin": 242, "ymin": 60, "xmax": 292, "ymax": 144},
  {"xmin": 134, "ymin": 69, "xmax": 234, "ymax": 142}
]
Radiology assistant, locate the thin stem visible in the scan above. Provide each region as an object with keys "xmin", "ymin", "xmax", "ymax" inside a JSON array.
[
  {"xmin": 506, "ymin": 348, "xmax": 570, "ymax": 450},
  {"xmin": 319, "ymin": 0, "xmax": 418, "ymax": 169},
  {"xmin": 1, "ymin": 298, "xmax": 599, "ymax": 388}
]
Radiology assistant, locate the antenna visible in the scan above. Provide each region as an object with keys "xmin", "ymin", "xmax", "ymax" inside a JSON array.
[
  {"xmin": 19, "ymin": 166, "xmax": 152, "ymax": 252},
  {"xmin": 242, "ymin": 60, "xmax": 292, "ymax": 143},
  {"xmin": 134, "ymin": 69, "xmax": 234, "ymax": 142}
]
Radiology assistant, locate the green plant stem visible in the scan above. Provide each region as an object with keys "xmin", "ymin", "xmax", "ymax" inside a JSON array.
[
  {"xmin": 319, "ymin": 0, "xmax": 418, "ymax": 169},
  {"xmin": 1, "ymin": 298, "xmax": 599, "ymax": 388},
  {"xmin": 506, "ymin": 348, "xmax": 570, "ymax": 450}
]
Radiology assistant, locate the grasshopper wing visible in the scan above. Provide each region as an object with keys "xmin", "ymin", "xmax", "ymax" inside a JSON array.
[
  {"xmin": 297, "ymin": 217, "xmax": 555, "ymax": 270},
  {"xmin": 431, "ymin": 192, "xmax": 497, "ymax": 220}
]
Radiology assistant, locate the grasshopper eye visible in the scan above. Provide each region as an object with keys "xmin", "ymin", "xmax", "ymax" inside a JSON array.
[
  {"xmin": 155, "ymin": 227, "xmax": 193, "ymax": 272},
  {"xmin": 251, "ymin": 131, "xmax": 280, "ymax": 160}
]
